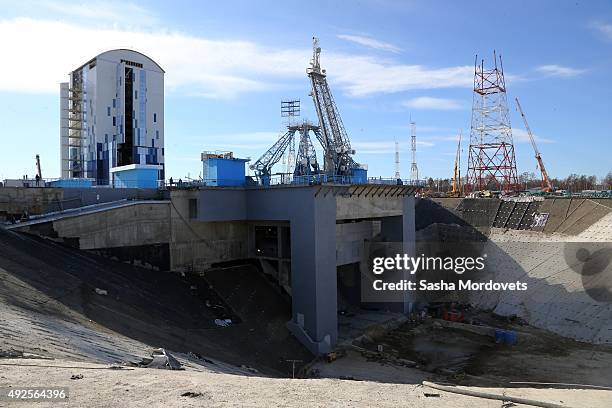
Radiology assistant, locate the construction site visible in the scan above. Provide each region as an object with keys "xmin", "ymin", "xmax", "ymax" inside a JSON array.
[{"xmin": 1, "ymin": 36, "xmax": 611, "ymax": 408}]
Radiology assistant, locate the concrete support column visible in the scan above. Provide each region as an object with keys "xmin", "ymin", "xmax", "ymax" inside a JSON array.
[
  {"xmin": 378, "ymin": 195, "xmax": 416, "ymax": 313},
  {"xmin": 286, "ymin": 193, "xmax": 337, "ymax": 355}
]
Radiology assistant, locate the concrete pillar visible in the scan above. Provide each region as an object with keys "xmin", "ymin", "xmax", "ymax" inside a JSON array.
[
  {"xmin": 286, "ymin": 193, "xmax": 337, "ymax": 355},
  {"xmin": 377, "ymin": 195, "xmax": 416, "ymax": 313}
]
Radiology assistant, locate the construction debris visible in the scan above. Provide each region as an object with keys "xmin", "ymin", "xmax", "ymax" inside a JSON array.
[
  {"xmin": 422, "ymin": 381, "xmax": 569, "ymax": 408},
  {"xmin": 214, "ymin": 318, "xmax": 232, "ymax": 327},
  {"xmin": 140, "ymin": 348, "xmax": 182, "ymax": 370}
]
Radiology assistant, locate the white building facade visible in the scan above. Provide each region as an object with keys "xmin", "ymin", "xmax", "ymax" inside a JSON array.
[{"xmin": 60, "ymin": 49, "xmax": 164, "ymax": 187}]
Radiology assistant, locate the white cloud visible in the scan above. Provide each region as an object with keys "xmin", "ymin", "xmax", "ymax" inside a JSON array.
[
  {"xmin": 337, "ymin": 34, "xmax": 401, "ymax": 53},
  {"xmin": 591, "ymin": 21, "xmax": 612, "ymax": 41},
  {"xmin": 536, "ymin": 64, "xmax": 585, "ymax": 78},
  {"xmin": 325, "ymin": 55, "xmax": 474, "ymax": 96},
  {"xmin": 512, "ymin": 128, "xmax": 554, "ymax": 144},
  {"xmin": 401, "ymin": 96, "xmax": 462, "ymax": 110},
  {"xmin": 0, "ymin": 17, "xmax": 477, "ymax": 98},
  {"xmin": 0, "ymin": 18, "xmax": 306, "ymax": 98}
]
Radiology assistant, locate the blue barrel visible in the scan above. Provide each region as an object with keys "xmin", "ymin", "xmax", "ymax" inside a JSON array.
[{"xmin": 494, "ymin": 329, "xmax": 505, "ymax": 344}]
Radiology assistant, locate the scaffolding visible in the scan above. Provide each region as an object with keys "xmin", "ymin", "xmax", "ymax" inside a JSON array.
[{"xmin": 60, "ymin": 69, "xmax": 86, "ymax": 178}]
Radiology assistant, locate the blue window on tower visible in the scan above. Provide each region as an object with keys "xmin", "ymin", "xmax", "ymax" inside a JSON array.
[
  {"xmin": 153, "ymin": 113, "xmax": 157, "ymax": 123},
  {"xmin": 105, "ymin": 134, "xmax": 108, "ymax": 143},
  {"xmin": 112, "ymin": 116, "xmax": 116, "ymax": 126},
  {"xmin": 156, "ymin": 130, "xmax": 159, "ymax": 139},
  {"xmin": 107, "ymin": 107, "xmax": 110, "ymax": 116},
  {"xmin": 112, "ymin": 99, "xmax": 116, "ymax": 108},
  {"xmin": 135, "ymin": 90, "xmax": 138, "ymax": 99}
]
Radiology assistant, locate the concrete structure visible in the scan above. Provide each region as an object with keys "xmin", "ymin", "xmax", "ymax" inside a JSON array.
[
  {"xmin": 60, "ymin": 49, "xmax": 165, "ymax": 187},
  {"xmin": 7, "ymin": 184, "xmax": 417, "ymax": 355},
  {"xmin": 0, "ymin": 186, "xmax": 163, "ymax": 220},
  {"xmin": 173, "ymin": 184, "xmax": 416, "ymax": 354}
]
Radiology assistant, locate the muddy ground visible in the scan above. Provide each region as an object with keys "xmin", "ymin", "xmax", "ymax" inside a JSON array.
[{"xmin": 343, "ymin": 315, "xmax": 612, "ymax": 389}]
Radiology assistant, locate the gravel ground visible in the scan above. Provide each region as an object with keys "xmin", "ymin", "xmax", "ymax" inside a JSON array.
[{"xmin": 2, "ymin": 358, "xmax": 610, "ymax": 408}]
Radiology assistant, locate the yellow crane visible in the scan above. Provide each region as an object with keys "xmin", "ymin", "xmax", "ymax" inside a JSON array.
[
  {"xmin": 515, "ymin": 98, "xmax": 553, "ymax": 192},
  {"xmin": 452, "ymin": 130, "xmax": 462, "ymax": 196}
]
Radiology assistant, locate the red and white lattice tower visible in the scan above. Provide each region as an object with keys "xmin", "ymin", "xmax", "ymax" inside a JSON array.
[{"xmin": 466, "ymin": 52, "xmax": 518, "ymax": 193}]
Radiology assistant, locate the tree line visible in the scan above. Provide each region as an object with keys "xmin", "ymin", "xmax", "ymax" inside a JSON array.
[{"xmin": 423, "ymin": 171, "xmax": 612, "ymax": 193}]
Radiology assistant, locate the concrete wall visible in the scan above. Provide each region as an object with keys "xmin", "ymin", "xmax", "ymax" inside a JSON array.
[
  {"xmin": 169, "ymin": 191, "xmax": 249, "ymax": 271},
  {"xmin": 418, "ymin": 197, "xmax": 612, "ymax": 237},
  {"xmin": 416, "ymin": 196, "xmax": 612, "ymax": 345},
  {"xmin": 0, "ymin": 186, "xmax": 163, "ymax": 219},
  {"xmin": 336, "ymin": 221, "xmax": 378, "ymax": 266},
  {"xmin": 336, "ymin": 194, "xmax": 404, "ymax": 220},
  {"xmin": 49, "ymin": 202, "xmax": 170, "ymax": 249}
]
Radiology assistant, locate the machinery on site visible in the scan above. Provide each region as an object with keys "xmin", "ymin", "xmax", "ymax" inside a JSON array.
[
  {"xmin": 451, "ymin": 131, "xmax": 462, "ymax": 196},
  {"xmin": 250, "ymin": 122, "xmax": 322, "ymax": 184},
  {"xmin": 515, "ymin": 97, "xmax": 554, "ymax": 192},
  {"xmin": 251, "ymin": 37, "xmax": 365, "ymax": 185}
]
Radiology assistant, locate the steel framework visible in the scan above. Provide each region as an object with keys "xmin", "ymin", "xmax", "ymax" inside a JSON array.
[
  {"xmin": 281, "ymin": 100, "xmax": 299, "ymax": 174},
  {"xmin": 250, "ymin": 121, "xmax": 321, "ymax": 182},
  {"xmin": 307, "ymin": 37, "xmax": 358, "ymax": 176},
  {"xmin": 466, "ymin": 52, "xmax": 518, "ymax": 193},
  {"xmin": 252, "ymin": 37, "xmax": 362, "ymax": 184}
]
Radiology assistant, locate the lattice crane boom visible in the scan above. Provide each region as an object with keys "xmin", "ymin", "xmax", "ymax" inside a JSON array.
[
  {"xmin": 307, "ymin": 37, "xmax": 356, "ymax": 176},
  {"xmin": 515, "ymin": 97, "xmax": 553, "ymax": 192},
  {"xmin": 250, "ymin": 129, "xmax": 296, "ymax": 179}
]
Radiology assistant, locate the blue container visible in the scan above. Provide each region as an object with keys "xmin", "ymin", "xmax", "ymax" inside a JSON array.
[
  {"xmin": 351, "ymin": 168, "xmax": 368, "ymax": 184},
  {"xmin": 494, "ymin": 329, "xmax": 505, "ymax": 344},
  {"xmin": 494, "ymin": 329, "xmax": 518, "ymax": 345},
  {"xmin": 203, "ymin": 156, "xmax": 249, "ymax": 187},
  {"xmin": 504, "ymin": 330, "xmax": 518, "ymax": 345}
]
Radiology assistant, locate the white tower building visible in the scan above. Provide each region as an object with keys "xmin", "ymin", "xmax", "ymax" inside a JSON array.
[{"xmin": 60, "ymin": 49, "xmax": 164, "ymax": 188}]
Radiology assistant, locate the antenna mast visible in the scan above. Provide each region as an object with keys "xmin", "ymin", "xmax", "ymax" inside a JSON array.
[
  {"xmin": 410, "ymin": 121, "xmax": 418, "ymax": 182},
  {"xmin": 281, "ymin": 99, "xmax": 300, "ymax": 175},
  {"xmin": 394, "ymin": 138, "xmax": 401, "ymax": 180}
]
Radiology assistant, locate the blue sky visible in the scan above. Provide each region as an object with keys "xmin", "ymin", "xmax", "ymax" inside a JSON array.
[{"xmin": 1, "ymin": 0, "xmax": 611, "ymax": 181}]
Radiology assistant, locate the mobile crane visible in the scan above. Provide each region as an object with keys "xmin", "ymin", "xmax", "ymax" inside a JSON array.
[{"xmin": 515, "ymin": 98, "xmax": 553, "ymax": 192}]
